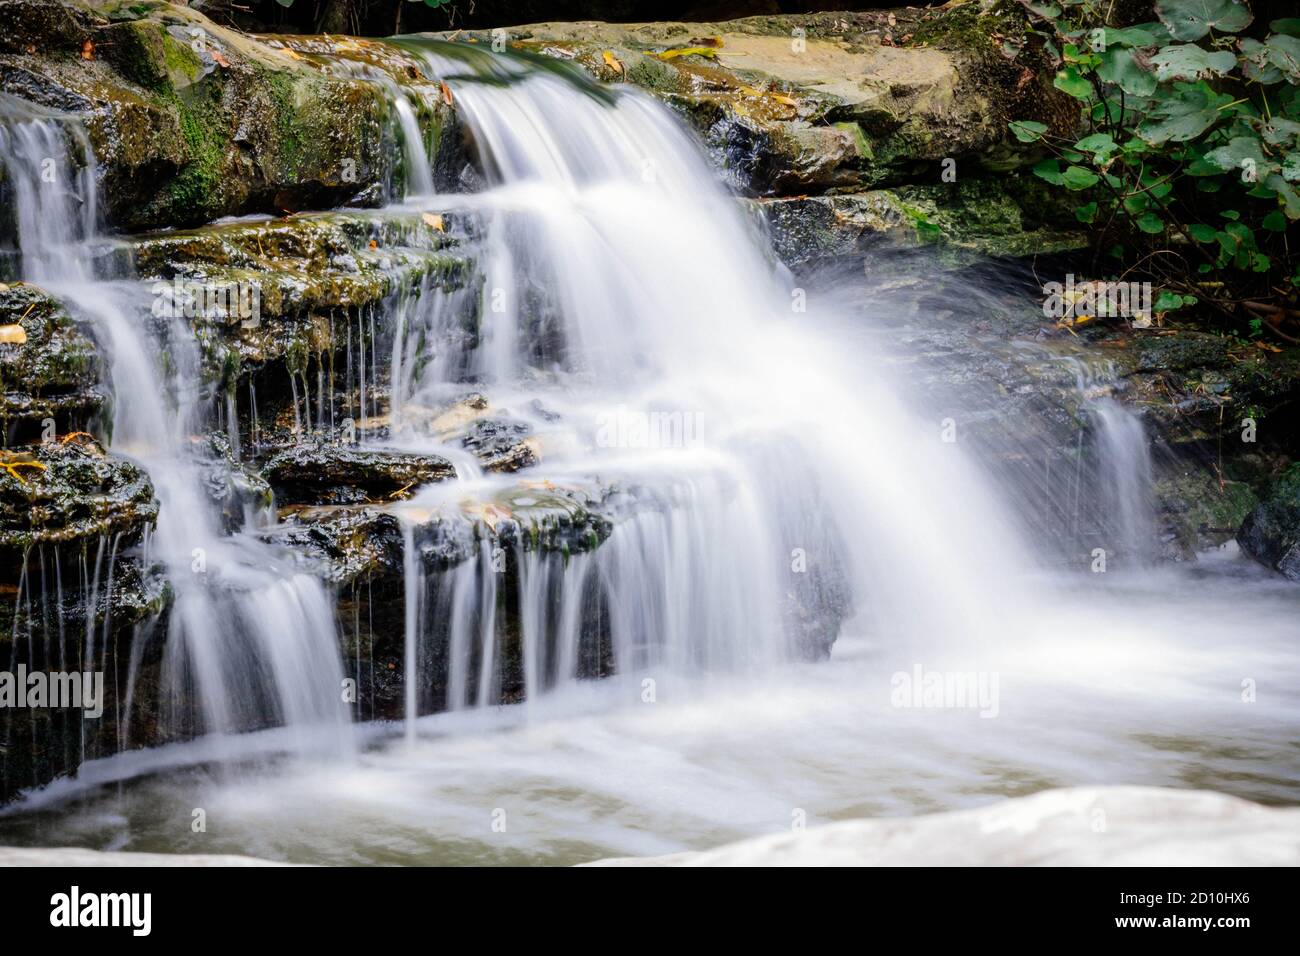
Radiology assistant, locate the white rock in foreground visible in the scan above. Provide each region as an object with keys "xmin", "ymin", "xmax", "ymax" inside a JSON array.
[{"xmin": 586, "ymin": 787, "xmax": 1300, "ymax": 866}]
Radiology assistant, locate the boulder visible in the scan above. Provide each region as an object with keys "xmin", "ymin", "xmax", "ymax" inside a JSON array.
[
  {"xmin": 442, "ymin": 5, "xmax": 1075, "ymax": 196},
  {"xmin": 0, "ymin": 283, "xmax": 102, "ymax": 441},
  {"xmin": 586, "ymin": 786, "xmax": 1300, "ymax": 866},
  {"xmin": 1238, "ymin": 464, "xmax": 1300, "ymax": 580},
  {"xmin": 0, "ymin": 438, "xmax": 157, "ymax": 569},
  {"xmin": 0, "ymin": 0, "xmax": 400, "ymax": 230}
]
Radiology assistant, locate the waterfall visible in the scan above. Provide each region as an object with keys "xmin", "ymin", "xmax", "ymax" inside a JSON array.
[
  {"xmin": 375, "ymin": 40, "xmax": 1039, "ymax": 718},
  {"xmin": 0, "ymin": 101, "xmax": 351, "ymax": 755},
  {"xmin": 1091, "ymin": 399, "xmax": 1157, "ymax": 566}
]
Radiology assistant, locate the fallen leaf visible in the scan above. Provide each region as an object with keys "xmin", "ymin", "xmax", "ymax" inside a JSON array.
[
  {"xmin": 1, "ymin": 461, "xmax": 45, "ymax": 483},
  {"xmin": 212, "ymin": 51, "xmax": 231, "ymax": 69},
  {"xmin": 81, "ymin": 40, "xmax": 94, "ymax": 61},
  {"xmin": 440, "ymin": 81, "xmax": 454, "ymax": 105},
  {"xmin": 421, "ymin": 212, "xmax": 445, "ymax": 232},
  {"xmin": 0, "ymin": 324, "xmax": 27, "ymax": 344},
  {"xmin": 602, "ymin": 50, "xmax": 624, "ymax": 76},
  {"xmin": 367, "ymin": 239, "xmax": 378, "ymax": 249},
  {"xmin": 653, "ymin": 46, "xmax": 719, "ymax": 61}
]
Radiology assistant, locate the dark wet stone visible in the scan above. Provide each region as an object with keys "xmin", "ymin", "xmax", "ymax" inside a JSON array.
[
  {"xmin": 264, "ymin": 443, "xmax": 455, "ymax": 505},
  {"xmin": 1238, "ymin": 465, "xmax": 1300, "ymax": 581}
]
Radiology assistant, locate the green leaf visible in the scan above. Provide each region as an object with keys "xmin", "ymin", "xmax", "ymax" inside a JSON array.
[
  {"xmin": 1150, "ymin": 44, "xmax": 1237, "ymax": 81},
  {"xmin": 1271, "ymin": 19, "xmax": 1300, "ymax": 37},
  {"xmin": 1137, "ymin": 83, "xmax": 1228, "ymax": 145},
  {"xmin": 1062, "ymin": 165, "xmax": 1100, "ymax": 190},
  {"xmin": 1155, "ymin": 0, "xmax": 1252, "ymax": 42},
  {"xmin": 1033, "ymin": 159, "xmax": 1067, "ymax": 186},
  {"xmin": 1266, "ymin": 35, "xmax": 1300, "ymax": 84},
  {"xmin": 1136, "ymin": 212, "xmax": 1166, "ymax": 233},
  {"xmin": 1285, "ymin": 151, "xmax": 1300, "ymax": 182},
  {"xmin": 274, "ymin": 0, "xmax": 293, "ymax": 6},
  {"xmin": 1188, "ymin": 223, "xmax": 1218, "ymax": 241},
  {"xmin": 1203, "ymin": 136, "xmax": 1274, "ymax": 178},
  {"xmin": 1009, "ymin": 120, "xmax": 1049, "ymax": 142},
  {"xmin": 1054, "ymin": 67, "xmax": 1094, "ymax": 100},
  {"xmin": 1155, "ymin": 290, "xmax": 1191, "ymax": 311},
  {"xmin": 1123, "ymin": 193, "xmax": 1151, "ymax": 214},
  {"xmin": 1097, "ymin": 48, "xmax": 1157, "ymax": 96},
  {"xmin": 1262, "ymin": 210, "xmax": 1287, "ymax": 231},
  {"xmin": 1257, "ymin": 116, "xmax": 1300, "ymax": 146},
  {"xmin": 1102, "ymin": 26, "xmax": 1163, "ymax": 48},
  {"xmin": 1075, "ymin": 201, "xmax": 1099, "ymax": 223},
  {"xmin": 1074, "ymin": 133, "xmax": 1116, "ymax": 152},
  {"xmin": 1239, "ymin": 38, "xmax": 1284, "ymax": 84}
]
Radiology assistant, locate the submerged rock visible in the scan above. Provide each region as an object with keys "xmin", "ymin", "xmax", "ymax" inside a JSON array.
[{"xmin": 1237, "ymin": 464, "xmax": 1300, "ymax": 581}]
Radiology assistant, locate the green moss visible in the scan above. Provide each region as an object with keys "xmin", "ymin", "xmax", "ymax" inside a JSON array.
[{"xmin": 160, "ymin": 32, "xmax": 203, "ymax": 86}]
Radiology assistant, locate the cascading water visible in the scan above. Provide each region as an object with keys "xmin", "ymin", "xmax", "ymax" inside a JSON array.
[
  {"xmin": 370, "ymin": 42, "xmax": 1038, "ymax": 730},
  {"xmin": 0, "ymin": 100, "xmax": 350, "ymax": 756},
  {"xmin": 2, "ymin": 38, "xmax": 1297, "ymax": 865}
]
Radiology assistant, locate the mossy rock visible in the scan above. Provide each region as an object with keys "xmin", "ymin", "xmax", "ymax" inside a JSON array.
[
  {"xmin": 0, "ymin": 283, "xmax": 103, "ymax": 438},
  {"xmin": 1237, "ymin": 464, "xmax": 1300, "ymax": 581},
  {"xmin": 0, "ymin": 2, "xmax": 396, "ymax": 230},
  {"xmin": 0, "ymin": 439, "xmax": 157, "ymax": 571},
  {"xmin": 444, "ymin": 5, "xmax": 1072, "ymax": 197}
]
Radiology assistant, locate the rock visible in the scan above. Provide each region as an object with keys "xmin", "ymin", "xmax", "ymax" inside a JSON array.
[
  {"xmin": 0, "ymin": 439, "xmax": 156, "ymax": 570},
  {"xmin": 462, "ymin": 417, "xmax": 538, "ymax": 473},
  {"xmin": 585, "ymin": 786, "xmax": 1300, "ymax": 866},
  {"xmin": 266, "ymin": 506, "xmax": 406, "ymax": 584},
  {"xmin": 754, "ymin": 180, "xmax": 1085, "ymax": 272},
  {"xmin": 1237, "ymin": 464, "xmax": 1300, "ymax": 580},
  {"xmin": 131, "ymin": 210, "xmax": 470, "ymax": 364},
  {"xmin": 445, "ymin": 5, "xmax": 1073, "ymax": 197},
  {"xmin": 0, "ymin": 1, "xmax": 398, "ymax": 230},
  {"xmin": 0, "ymin": 283, "xmax": 103, "ymax": 441},
  {"xmin": 264, "ymin": 443, "xmax": 456, "ymax": 505},
  {"xmin": 1154, "ymin": 471, "xmax": 1257, "ymax": 559}
]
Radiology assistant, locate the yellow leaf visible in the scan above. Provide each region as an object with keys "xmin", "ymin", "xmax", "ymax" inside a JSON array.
[
  {"xmin": 602, "ymin": 50, "xmax": 624, "ymax": 76},
  {"xmin": 653, "ymin": 46, "xmax": 719, "ymax": 61},
  {"xmin": 422, "ymin": 213, "xmax": 445, "ymax": 232},
  {"xmin": 0, "ymin": 324, "xmax": 27, "ymax": 344}
]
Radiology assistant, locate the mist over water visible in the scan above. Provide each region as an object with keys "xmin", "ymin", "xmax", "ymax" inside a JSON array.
[{"xmin": 1, "ymin": 46, "xmax": 1297, "ymax": 863}]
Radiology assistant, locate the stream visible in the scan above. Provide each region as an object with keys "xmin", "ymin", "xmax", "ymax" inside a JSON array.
[{"xmin": 0, "ymin": 37, "xmax": 1297, "ymax": 865}]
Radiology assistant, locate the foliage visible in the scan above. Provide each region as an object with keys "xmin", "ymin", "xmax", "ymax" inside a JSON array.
[{"xmin": 1008, "ymin": 0, "xmax": 1300, "ymax": 339}]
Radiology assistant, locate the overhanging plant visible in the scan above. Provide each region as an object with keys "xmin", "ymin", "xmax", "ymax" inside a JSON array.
[{"xmin": 1007, "ymin": 0, "xmax": 1300, "ymax": 339}]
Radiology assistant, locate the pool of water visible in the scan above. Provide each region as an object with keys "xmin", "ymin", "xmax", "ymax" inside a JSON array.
[{"xmin": 3, "ymin": 548, "xmax": 1296, "ymax": 866}]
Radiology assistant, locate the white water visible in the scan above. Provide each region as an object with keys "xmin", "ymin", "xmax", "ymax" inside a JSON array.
[
  {"xmin": 375, "ymin": 47, "xmax": 1038, "ymax": 732},
  {"xmin": 0, "ymin": 102, "xmax": 350, "ymax": 755},
  {"xmin": 1, "ymin": 49, "xmax": 1298, "ymax": 863}
]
